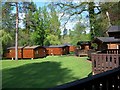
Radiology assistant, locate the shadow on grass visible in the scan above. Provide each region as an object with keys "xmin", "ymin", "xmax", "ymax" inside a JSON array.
[{"xmin": 2, "ymin": 61, "xmax": 76, "ymax": 89}]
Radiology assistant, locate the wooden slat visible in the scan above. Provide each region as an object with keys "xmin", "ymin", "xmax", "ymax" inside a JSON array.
[{"xmin": 91, "ymin": 54, "xmax": 120, "ymax": 75}]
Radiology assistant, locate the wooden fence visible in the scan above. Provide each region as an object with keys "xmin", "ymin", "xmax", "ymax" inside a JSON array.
[
  {"xmin": 49, "ymin": 67, "xmax": 120, "ymax": 90},
  {"xmin": 92, "ymin": 54, "xmax": 120, "ymax": 75}
]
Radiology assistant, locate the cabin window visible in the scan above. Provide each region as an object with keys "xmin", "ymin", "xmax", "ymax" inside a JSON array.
[
  {"xmin": 44, "ymin": 50, "xmax": 45, "ymax": 52},
  {"xmin": 63, "ymin": 48, "xmax": 66, "ymax": 51},
  {"xmin": 8, "ymin": 50, "xmax": 12, "ymax": 53},
  {"xmin": 119, "ymin": 45, "xmax": 120, "ymax": 49},
  {"xmin": 36, "ymin": 50, "xmax": 39, "ymax": 54},
  {"xmin": 20, "ymin": 50, "xmax": 22, "ymax": 53}
]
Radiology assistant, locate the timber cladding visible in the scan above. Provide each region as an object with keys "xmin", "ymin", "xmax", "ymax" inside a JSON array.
[
  {"xmin": 5, "ymin": 45, "xmax": 46, "ymax": 59},
  {"xmin": 45, "ymin": 45, "xmax": 69, "ymax": 55},
  {"xmin": 77, "ymin": 41, "xmax": 91, "ymax": 51},
  {"xmin": 23, "ymin": 46, "xmax": 46, "ymax": 59},
  {"xmin": 5, "ymin": 46, "xmax": 24, "ymax": 59},
  {"xmin": 5, "ymin": 45, "xmax": 70, "ymax": 59},
  {"xmin": 69, "ymin": 46, "xmax": 76, "ymax": 52}
]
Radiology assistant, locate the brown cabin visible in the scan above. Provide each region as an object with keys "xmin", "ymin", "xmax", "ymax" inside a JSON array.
[
  {"xmin": 5, "ymin": 45, "xmax": 46, "ymax": 59},
  {"xmin": 45, "ymin": 45, "xmax": 69, "ymax": 55},
  {"xmin": 23, "ymin": 45, "xmax": 46, "ymax": 59},
  {"xmin": 93, "ymin": 37, "xmax": 120, "ymax": 51},
  {"xmin": 108, "ymin": 26, "xmax": 120, "ymax": 38},
  {"xmin": 92, "ymin": 26, "xmax": 120, "ymax": 75},
  {"xmin": 5, "ymin": 46, "xmax": 24, "ymax": 59},
  {"xmin": 64, "ymin": 44, "xmax": 76, "ymax": 52},
  {"xmin": 77, "ymin": 41, "xmax": 91, "ymax": 50},
  {"xmin": 75, "ymin": 41, "xmax": 91, "ymax": 57}
]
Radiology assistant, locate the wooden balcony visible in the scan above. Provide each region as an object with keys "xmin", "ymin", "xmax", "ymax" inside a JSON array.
[
  {"xmin": 75, "ymin": 49, "xmax": 88, "ymax": 57},
  {"xmin": 101, "ymin": 49, "xmax": 120, "ymax": 54},
  {"xmin": 49, "ymin": 49, "xmax": 120, "ymax": 90},
  {"xmin": 92, "ymin": 54, "xmax": 120, "ymax": 75},
  {"xmin": 49, "ymin": 67, "xmax": 120, "ymax": 90}
]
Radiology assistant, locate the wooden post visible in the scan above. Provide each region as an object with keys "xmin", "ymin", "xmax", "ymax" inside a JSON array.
[{"xmin": 15, "ymin": 2, "xmax": 18, "ymax": 60}]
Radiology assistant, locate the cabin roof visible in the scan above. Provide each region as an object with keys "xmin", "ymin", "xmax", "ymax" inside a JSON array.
[
  {"xmin": 24, "ymin": 45, "xmax": 44, "ymax": 49},
  {"xmin": 7, "ymin": 45, "xmax": 44, "ymax": 49},
  {"xmin": 108, "ymin": 26, "xmax": 120, "ymax": 33},
  {"xmin": 7, "ymin": 46, "xmax": 24, "ymax": 49},
  {"xmin": 77, "ymin": 41, "xmax": 91, "ymax": 45},
  {"xmin": 63, "ymin": 43, "xmax": 75, "ymax": 46},
  {"xmin": 44, "ymin": 45, "xmax": 68, "ymax": 48},
  {"xmin": 93, "ymin": 37, "xmax": 120, "ymax": 43}
]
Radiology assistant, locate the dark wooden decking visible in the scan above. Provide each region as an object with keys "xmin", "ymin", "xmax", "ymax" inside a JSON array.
[{"xmin": 49, "ymin": 67, "xmax": 120, "ymax": 90}]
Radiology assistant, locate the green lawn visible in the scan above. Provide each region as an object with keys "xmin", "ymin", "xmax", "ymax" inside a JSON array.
[{"xmin": 2, "ymin": 56, "xmax": 92, "ymax": 88}]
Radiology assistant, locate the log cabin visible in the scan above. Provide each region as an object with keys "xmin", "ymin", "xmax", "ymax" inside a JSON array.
[
  {"xmin": 92, "ymin": 26, "xmax": 120, "ymax": 75},
  {"xmin": 5, "ymin": 46, "xmax": 24, "ymax": 59},
  {"xmin": 77, "ymin": 41, "xmax": 91, "ymax": 50},
  {"xmin": 5, "ymin": 45, "xmax": 46, "ymax": 59},
  {"xmin": 64, "ymin": 44, "xmax": 76, "ymax": 52},
  {"xmin": 75, "ymin": 41, "xmax": 91, "ymax": 57},
  {"xmin": 93, "ymin": 37, "xmax": 120, "ymax": 51},
  {"xmin": 45, "ymin": 45, "xmax": 69, "ymax": 56},
  {"xmin": 23, "ymin": 45, "xmax": 46, "ymax": 59},
  {"xmin": 108, "ymin": 26, "xmax": 120, "ymax": 38}
]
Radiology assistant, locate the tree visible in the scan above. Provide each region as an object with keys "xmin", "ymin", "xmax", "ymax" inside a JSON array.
[
  {"xmin": 43, "ymin": 4, "xmax": 61, "ymax": 45},
  {"xmin": 54, "ymin": 2, "xmax": 96, "ymax": 40},
  {"xmin": 54, "ymin": 2, "xmax": 119, "ymax": 40},
  {"xmin": 2, "ymin": 2, "xmax": 16, "ymax": 32},
  {"xmin": 100, "ymin": 2, "xmax": 120, "ymax": 25},
  {"xmin": 29, "ymin": 7, "xmax": 46, "ymax": 46},
  {"xmin": 46, "ymin": 34, "xmax": 61, "ymax": 45},
  {"xmin": 0, "ymin": 30, "xmax": 12, "ymax": 56},
  {"xmin": 69, "ymin": 21, "xmax": 90, "ymax": 45},
  {"xmin": 2, "ymin": 2, "xmax": 16, "ymax": 47},
  {"xmin": 22, "ymin": 2, "xmax": 37, "ymax": 33}
]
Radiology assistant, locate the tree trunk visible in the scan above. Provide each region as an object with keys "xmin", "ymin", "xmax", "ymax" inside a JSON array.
[
  {"xmin": 88, "ymin": 2, "xmax": 95, "ymax": 40},
  {"xmin": 106, "ymin": 11, "xmax": 111, "ymax": 27},
  {"xmin": 15, "ymin": 2, "xmax": 18, "ymax": 60}
]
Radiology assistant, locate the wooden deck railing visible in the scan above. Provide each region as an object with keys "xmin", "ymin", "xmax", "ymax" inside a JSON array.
[
  {"xmin": 101, "ymin": 49, "xmax": 120, "ymax": 54},
  {"xmin": 92, "ymin": 54, "xmax": 120, "ymax": 75},
  {"xmin": 49, "ymin": 67, "xmax": 120, "ymax": 90},
  {"xmin": 75, "ymin": 49, "xmax": 88, "ymax": 57}
]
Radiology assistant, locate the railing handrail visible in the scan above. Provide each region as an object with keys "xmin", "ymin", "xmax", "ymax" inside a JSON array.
[
  {"xmin": 92, "ymin": 53, "xmax": 120, "ymax": 55},
  {"xmin": 101, "ymin": 49, "xmax": 120, "ymax": 54},
  {"xmin": 49, "ymin": 67, "xmax": 120, "ymax": 89}
]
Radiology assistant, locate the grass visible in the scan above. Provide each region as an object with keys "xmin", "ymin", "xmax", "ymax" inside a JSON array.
[{"xmin": 2, "ymin": 56, "xmax": 92, "ymax": 88}]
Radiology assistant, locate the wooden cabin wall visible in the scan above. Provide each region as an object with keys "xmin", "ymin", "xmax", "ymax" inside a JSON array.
[
  {"xmin": 23, "ymin": 49, "xmax": 34, "ymax": 58},
  {"xmin": 45, "ymin": 48, "xmax": 64, "ymax": 55},
  {"xmin": 36, "ymin": 48, "xmax": 46, "ymax": 58},
  {"xmin": 108, "ymin": 32, "xmax": 120, "ymax": 38},
  {"xmin": 69, "ymin": 46, "xmax": 75, "ymax": 52},
  {"xmin": 81, "ymin": 45, "xmax": 90, "ymax": 50},
  {"xmin": 107, "ymin": 44, "xmax": 118, "ymax": 49},
  {"xmin": 97, "ymin": 43, "xmax": 107, "ymax": 51},
  {"xmin": 84, "ymin": 45, "xmax": 90, "ymax": 50},
  {"xmin": 5, "ymin": 49, "xmax": 23, "ymax": 59}
]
